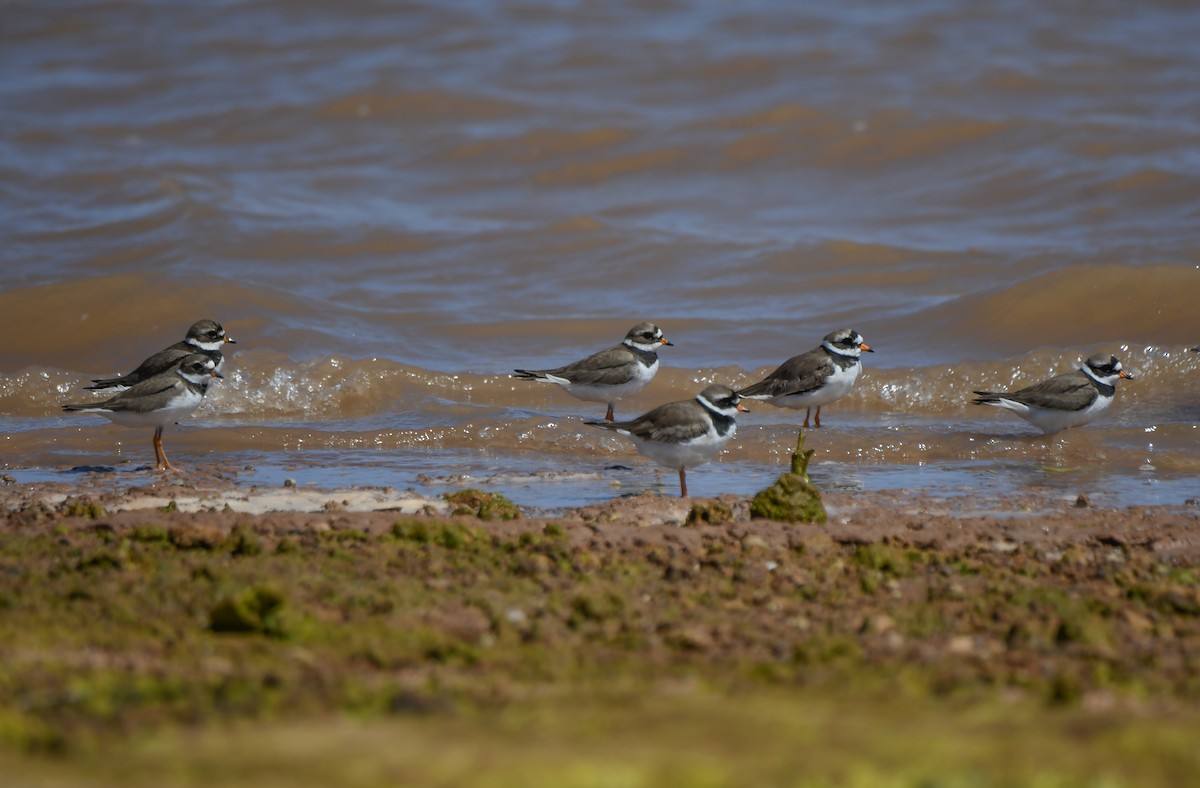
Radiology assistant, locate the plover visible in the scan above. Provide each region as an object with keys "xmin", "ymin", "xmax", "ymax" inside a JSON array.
[
  {"xmin": 64, "ymin": 353, "xmax": 223, "ymax": 471},
  {"xmin": 586, "ymin": 384, "xmax": 746, "ymax": 498},
  {"xmin": 514, "ymin": 322, "xmax": 672, "ymax": 420}
]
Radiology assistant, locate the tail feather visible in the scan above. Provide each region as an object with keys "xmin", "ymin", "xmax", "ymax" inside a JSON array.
[
  {"xmin": 85, "ymin": 378, "xmax": 125, "ymax": 390},
  {"xmin": 513, "ymin": 369, "xmax": 544, "ymax": 380},
  {"xmin": 972, "ymin": 391, "xmax": 1003, "ymax": 405},
  {"xmin": 737, "ymin": 379, "xmax": 784, "ymax": 399},
  {"xmin": 585, "ymin": 420, "xmax": 629, "ymax": 433}
]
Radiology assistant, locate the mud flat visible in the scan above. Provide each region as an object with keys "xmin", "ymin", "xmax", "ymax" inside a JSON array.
[{"xmin": 1, "ymin": 472, "xmax": 1199, "ymax": 786}]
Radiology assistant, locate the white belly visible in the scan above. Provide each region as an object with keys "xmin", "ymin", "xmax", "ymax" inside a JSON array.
[
  {"xmin": 89, "ymin": 389, "xmax": 205, "ymax": 429},
  {"xmin": 770, "ymin": 362, "xmax": 860, "ymax": 410},
  {"xmin": 988, "ymin": 394, "xmax": 1112, "ymax": 434},
  {"xmin": 553, "ymin": 360, "xmax": 657, "ymax": 405},
  {"xmin": 626, "ymin": 422, "xmax": 734, "ymax": 471}
]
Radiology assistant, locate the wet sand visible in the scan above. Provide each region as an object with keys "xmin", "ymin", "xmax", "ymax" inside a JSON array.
[{"xmin": 6, "ymin": 467, "xmax": 1199, "ymax": 548}]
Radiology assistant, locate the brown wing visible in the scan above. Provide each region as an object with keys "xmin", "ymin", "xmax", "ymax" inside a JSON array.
[
  {"xmin": 592, "ymin": 400, "xmax": 709, "ymax": 444},
  {"xmin": 88, "ymin": 342, "xmax": 193, "ymax": 389},
  {"xmin": 738, "ymin": 348, "xmax": 832, "ymax": 398},
  {"xmin": 534, "ymin": 345, "xmax": 639, "ymax": 386},
  {"xmin": 977, "ymin": 371, "xmax": 1097, "ymax": 412},
  {"xmin": 100, "ymin": 377, "xmax": 184, "ymax": 414}
]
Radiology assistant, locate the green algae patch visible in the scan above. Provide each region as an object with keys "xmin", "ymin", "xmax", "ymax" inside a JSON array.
[
  {"xmin": 224, "ymin": 524, "xmax": 264, "ymax": 556},
  {"xmin": 60, "ymin": 499, "xmax": 105, "ymax": 519},
  {"xmin": 444, "ymin": 489, "xmax": 521, "ymax": 520},
  {"xmin": 209, "ymin": 586, "xmax": 287, "ymax": 636},
  {"xmin": 168, "ymin": 523, "xmax": 224, "ymax": 550},
  {"xmin": 389, "ymin": 519, "xmax": 485, "ymax": 550},
  {"xmin": 129, "ymin": 524, "xmax": 169, "ymax": 544},
  {"xmin": 851, "ymin": 543, "xmax": 915, "ymax": 577},
  {"xmin": 1128, "ymin": 582, "xmax": 1200, "ymax": 616},
  {"xmin": 749, "ymin": 430, "xmax": 827, "ymax": 523},
  {"xmin": 685, "ymin": 500, "xmax": 733, "ymax": 526}
]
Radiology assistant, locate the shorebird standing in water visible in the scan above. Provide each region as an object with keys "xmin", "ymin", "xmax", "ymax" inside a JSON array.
[
  {"xmin": 514, "ymin": 322, "xmax": 673, "ymax": 421},
  {"xmin": 64, "ymin": 353, "xmax": 223, "ymax": 471},
  {"xmin": 973, "ymin": 354, "xmax": 1134, "ymax": 434},
  {"xmin": 586, "ymin": 384, "xmax": 747, "ymax": 498},
  {"xmin": 738, "ymin": 328, "xmax": 873, "ymax": 429},
  {"xmin": 87, "ymin": 318, "xmax": 235, "ymax": 391}
]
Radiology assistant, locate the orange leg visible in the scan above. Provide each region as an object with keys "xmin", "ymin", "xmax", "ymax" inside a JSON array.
[
  {"xmin": 605, "ymin": 403, "xmax": 615, "ymax": 421},
  {"xmin": 153, "ymin": 426, "xmax": 179, "ymax": 472},
  {"xmin": 678, "ymin": 468, "xmax": 688, "ymax": 498},
  {"xmin": 802, "ymin": 408, "xmax": 811, "ymax": 429},
  {"xmin": 813, "ymin": 407, "xmax": 822, "ymax": 428}
]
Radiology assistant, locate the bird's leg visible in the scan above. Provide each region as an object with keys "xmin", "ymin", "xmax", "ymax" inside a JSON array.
[
  {"xmin": 605, "ymin": 403, "xmax": 615, "ymax": 421},
  {"xmin": 814, "ymin": 407, "xmax": 822, "ymax": 428},
  {"xmin": 153, "ymin": 426, "xmax": 166, "ymax": 470},
  {"xmin": 153, "ymin": 426, "xmax": 179, "ymax": 472},
  {"xmin": 802, "ymin": 408, "xmax": 811, "ymax": 429},
  {"xmin": 678, "ymin": 468, "xmax": 688, "ymax": 498}
]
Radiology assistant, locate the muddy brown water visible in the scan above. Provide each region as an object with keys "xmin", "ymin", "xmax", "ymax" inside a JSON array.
[{"xmin": 2, "ymin": 2, "xmax": 1198, "ymax": 509}]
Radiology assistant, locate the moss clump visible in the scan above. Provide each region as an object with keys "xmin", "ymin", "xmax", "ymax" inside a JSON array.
[
  {"xmin": 686, "ymin": 500, "xmax": 733, "ymax": 526},
  {"xmin": 852, "ymin": 544, "xmax": 913, "ymax": 578},
  {"xmin": 0, "ymin": 709, "xmax": 65, "ymax": 754},
  {"xmin": 60, "ymin": 499, "xmax": 105, "ymax": 519},
  {"xmin": 224, "ymin": 524, "xmax": 264, "ymax": 557},
  {"xmin": 168, "ymin": 524, "xmax": 224, "ymax": 551},
  {"xmin": 568, "ymin": 591, "xmax": 624, "ymax": 628},
  {"xmin": 129, "ymin": 524, "xmax": 169, "ymax": 544},
  {"xmin": 209, "ymin": 586, "xmax": 286, "ymax": 636},
  {"xmin": 75, "ymin": 549, "xmax": 124, "ymax": 572},
  {"xmin": 1054, "ymin": 614, "xmax": 1113, "ymax": 650},
  {"xmin": 1127, "ymin": 583, "xmax": 1200, "ymax": 616},
  {"xmin": 750, "ymin": 431, "xmax": 827, "ymax": 523},
  {"xmin": 390, "ymin": 520, "xmax": 484, "ymax": 550},
  {"xmin": 445, "ymin": 490, "xmax": 520, "ymax": 520}
]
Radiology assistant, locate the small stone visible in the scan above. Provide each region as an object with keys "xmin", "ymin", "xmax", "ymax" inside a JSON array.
[
  {"xmin": 283, "ymin": 478, "xmax": 297, "ymax": 488},
  {"xmin": 1074, "ymin": 494, "xmax": 1090, "ymax": 508}
]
